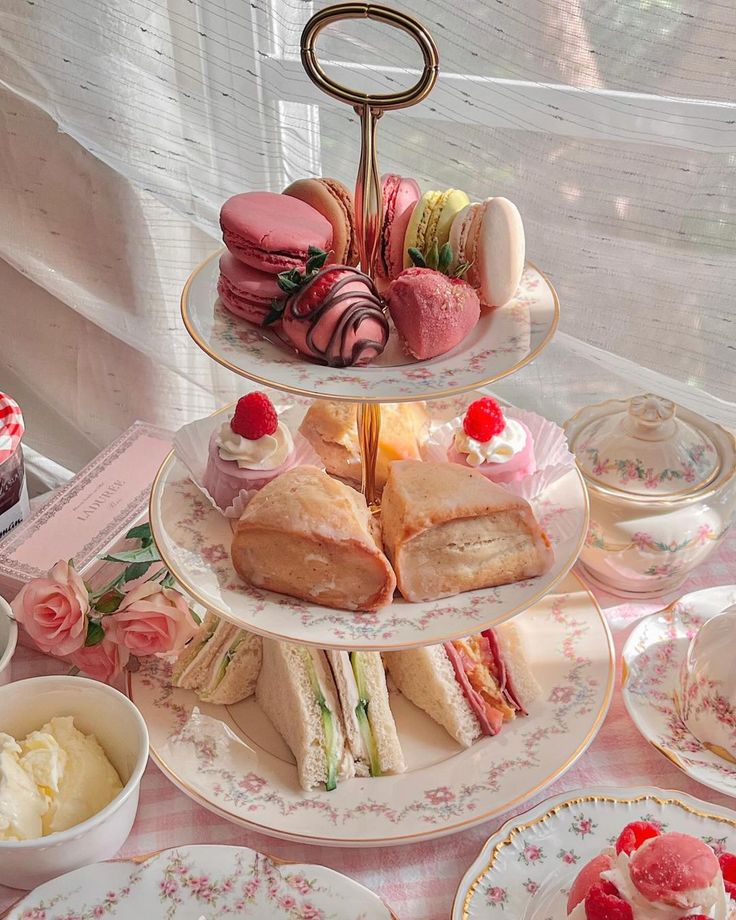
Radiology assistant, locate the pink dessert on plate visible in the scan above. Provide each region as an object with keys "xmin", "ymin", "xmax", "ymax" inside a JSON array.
[
  {"xmin": 566, "ymin": 820, "xmax": 736, "ymax": 919},
  {"xmin": 203, "ymin": 392, "xmax": 298, "ymax": 511},
  {"xmin": 447, "ymin": 397, "xmax": 536, "ymax": 485}
]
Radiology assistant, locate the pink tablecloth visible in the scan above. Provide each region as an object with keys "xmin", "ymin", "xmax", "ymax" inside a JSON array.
[{"xmin": 2, "ymin": 533, "xmax": 736, "ymax": 920}]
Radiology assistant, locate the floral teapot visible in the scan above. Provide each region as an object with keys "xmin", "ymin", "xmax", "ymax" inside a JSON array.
[{"xmin": 564, "ymin": 394, "xmax": 736, "ymax": 598}]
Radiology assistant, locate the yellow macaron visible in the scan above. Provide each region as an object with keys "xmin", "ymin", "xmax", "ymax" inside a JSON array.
[{"xmin": 402, "ymin": 188, "xmax": 470, "ymax": 268}]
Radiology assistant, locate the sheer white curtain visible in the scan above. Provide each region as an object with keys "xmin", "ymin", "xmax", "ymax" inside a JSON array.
[{"xmin": 1, "ymin": 0, "xmax": 734, "ymax": 476}]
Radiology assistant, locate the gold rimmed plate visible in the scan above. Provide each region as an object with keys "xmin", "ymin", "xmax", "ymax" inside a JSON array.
[
  {"xmin": 128, "ymin": 572, "xmax": 614, "ymax": 847},
  {"xmin": 181, "ymin": 250, "xmax": 559, "ymax": 403},
  {"xmin": 150, "ymin": 392, "xmax": 588, "ymax": 651},
  {"xmin": 452, "ymin": 786, "xmax": 736, "ymax": 918}
]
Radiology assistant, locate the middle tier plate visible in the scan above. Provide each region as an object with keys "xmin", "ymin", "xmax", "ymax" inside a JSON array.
[{"xmin": 150, "ymin": 396, "xmax": 589, "ymax": 651}]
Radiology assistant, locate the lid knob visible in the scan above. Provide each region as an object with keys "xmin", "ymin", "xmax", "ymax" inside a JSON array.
[{"xmin": 623, "ymin": 394, "xmax": 677, "ymax": 442}]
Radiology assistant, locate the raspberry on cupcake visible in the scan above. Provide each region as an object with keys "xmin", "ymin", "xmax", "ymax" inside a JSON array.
[
  {"xmin": 203, "ymin": 392, "xmax": 298, "ymax": 511},
  {"xmin": 447, "ymin": 396, "xmax": 536, "ymax": 485}
]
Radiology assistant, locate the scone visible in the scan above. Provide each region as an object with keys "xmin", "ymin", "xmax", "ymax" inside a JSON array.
[
  {"xmin": 231, "ymin": 466, "xmax": 396, "ymax": 611},
  {"xmin": 381, "ymin": 460, "xmax": 554, "ymax": 602},
  {"xmin": 298, "ymin": 401, "xmax": 429, "ymax": 490}
]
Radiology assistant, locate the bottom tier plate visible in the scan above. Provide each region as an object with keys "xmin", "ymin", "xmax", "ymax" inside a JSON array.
[{"xmin": 128, "ymin": 572, "xmax": 614, "ymax": 847}]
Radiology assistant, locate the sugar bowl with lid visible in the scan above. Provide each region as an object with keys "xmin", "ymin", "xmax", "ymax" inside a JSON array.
[{"xmin": 564, "ymin": 393, "xmax": 736, "ymax": 598}]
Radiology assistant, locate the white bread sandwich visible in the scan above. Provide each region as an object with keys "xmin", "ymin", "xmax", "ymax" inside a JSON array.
[
  {"xmin": 256, "ymin": 639, "xmax": 356, "ymax": 791},
  {"xmin": 231, "ymin": 466, "xmax": 396, "ymax": 612},
  {"xmin": 326, "ymin": 650, "xmax": 405, "ymax": 776},
  {"xmin": 381, "ymin": 460, "xmax": 554, "ymax": 602},
  {"xmin": 298, "ymin": 401, "xmax": 430, "ymax": 491},
  {"xmin": 172, "ymin": 611, "xmax": 262, "ymax": 704},
  {"xmin": 383, "ymin": 621, "xmax": 539, "ymax": 747}
]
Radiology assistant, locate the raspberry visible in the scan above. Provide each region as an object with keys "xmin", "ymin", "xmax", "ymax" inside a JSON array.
[
  {"xmin": 230, "ymin": 392, "xmax": 278, "ymax": 440},
  {"xmin": 719, "ymin": 852, "xmax": 736, "ymax": 898},
  {"xmin": 615, "ymin": 821, "xmax": 661, "ymax": 856},
  {"xmin": 584, "ymin": 881, "xmax": 633, "ymax": 920},
  {"xmin": 463, "ymin": 397, "xmax": 506, "ymax": 442}
]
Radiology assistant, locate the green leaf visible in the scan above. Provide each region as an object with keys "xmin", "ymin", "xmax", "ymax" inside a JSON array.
[
  {"xmin": 125, "ymin": 523, "xmax": 152, "ymax": 546},
  {"xmin": 306, "ymin": 247, "xmax": 328, "ymax": 274},
  {"xmin": 453, "ymin": 260, "xmax": 473, "ymax": 279},
  {"xmin": 426, "ymin": 239, "xmax": 440, "ymax": 271},
  {"xmin": 94, "ymin": 589, "xmax": 124, "ymax": 614},
  {"xmin": 438, "ymin": 242, "xmax": 454, "ymax": 275},
  {"xmin": 85, "ymin": 620, "xmax": 106, "ymax": 647},
  {"xmin": 102, "ymin": 544, "xmax": 161, "ymax": 565},
  {"xmin": 161, "ymin": 571, "xmax": 176, "ymax": 589},
  {"xmin": 123, "ymin": 561, "xmax": 153, "ymax": 583},
  {"xmin": 408, "ymin": 247, "xmax": 426, "ymax": 268},
  {"xmin": 190, "ymin": 608, "xmax": 202, "ymax": 625},
  {"xmin": 262, "ymin": 299, "xmax": 286, "ymax": 327}
]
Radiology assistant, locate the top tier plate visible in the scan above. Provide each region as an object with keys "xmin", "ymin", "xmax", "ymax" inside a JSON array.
[{"xmin": 182, "ymin": 250, "xmax": 559, "ymax": 403}]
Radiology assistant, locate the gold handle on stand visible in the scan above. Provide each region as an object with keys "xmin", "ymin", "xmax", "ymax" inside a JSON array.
[{"xmin": 300, "ymin": 3, "xmax": 439, "ymax": 503}]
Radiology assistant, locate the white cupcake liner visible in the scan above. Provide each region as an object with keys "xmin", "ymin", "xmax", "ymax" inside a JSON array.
[
  {"xmin": 174, "ymin": 402, "xmax": 320, "ymax": 518},
  {"xmin": 424, "ymin": 405, "xmax": 576, "ymax": 503}
]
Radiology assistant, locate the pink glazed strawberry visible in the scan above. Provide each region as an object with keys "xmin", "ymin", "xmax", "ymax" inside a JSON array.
[{"xmin": 387, "ymin": 242, "xmax": 480, "ymax": 360}]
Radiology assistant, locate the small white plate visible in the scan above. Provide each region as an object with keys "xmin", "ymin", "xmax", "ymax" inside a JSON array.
[
  {"xmin": 0, "ymin": 596, "xmax": 17, "ymax": 686},
  {"xmin": 622, "ymin": 585, "xmax": 736, "ymax": 797},
  {"xmin": 5, "ymin": 844, "xmax": 395, "ymax": 919},
  {"xmin": 452, "ymin": 785, "xmax": 736, "ymax": 918},
  {"xmin": 128, "ymin": 573, "xmax": 614, "ymax": 847},
  {"xmin": 181, "ymin": 250, "xmax": 559, "ymax": 403},
  {"xmin": 150, "ymin": 393, "xmax": 588, "ymax": 651}
]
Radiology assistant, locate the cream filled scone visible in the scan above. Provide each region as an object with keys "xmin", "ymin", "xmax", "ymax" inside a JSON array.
[
  {"xmin": 679, "ymin": 605, "xmax": 736, "ymax": 763},
  {"xmin": 203, "ymin": 392, "xmax": 298, "ymax": 511},
  {"xmin": 298, "ymin": 400, "xmax": 430, "ymax": 491},
  {"xmin": 381, "ymin": 460, "xmax": 553, "ymax": 602},
  {"xmin": 231, "ymin": 466, "xmax": 396, "ymax": 612},
  {"xmin": 566, "ymin": 821, "xmax": 736, "ymax": 919},
  {"xmin": 447, "ymin": 396, "xmax": 536, "ymax": 485}
]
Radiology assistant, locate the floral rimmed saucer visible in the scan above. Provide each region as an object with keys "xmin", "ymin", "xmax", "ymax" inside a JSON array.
[
  {"xmin": 452, "ymin": 786, "xmax": 736, "ymax": 918},
  {"xmin": 621, "ymin": 585, "xmax": 736, "ymax": 797},
  {"xmin": 151, "ymin": 391, "xmax": 588, "ymax": 651},
  {"xmin": 4, "ymin": 844, "xmax": 395, "ymax": 919},
  {"xmin": 128, "ymin": 573, "xmax": 614, "ymax": 847},
  {"xmin": 181, "ymin": 250, "xmax": 559, "ymax": 402}
]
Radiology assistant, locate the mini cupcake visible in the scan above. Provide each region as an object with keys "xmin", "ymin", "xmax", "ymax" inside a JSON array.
[
  {"xmin": 447, "ymin": 397, "xmax": 536, "ymax": 484},
  {"xmin": 203, "ymin": 392, "xmax": 297, "ymax": 511}
]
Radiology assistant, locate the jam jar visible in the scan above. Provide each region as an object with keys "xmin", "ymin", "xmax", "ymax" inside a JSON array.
[{"xmin": 0, "ymin": 393, "xmax": 30, "ymax": 539}]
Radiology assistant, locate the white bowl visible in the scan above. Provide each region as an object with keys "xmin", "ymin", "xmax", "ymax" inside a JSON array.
[
  {"xmin": 0, "ymin": 675, "xmax": 149, "ymax": 889},
  {"xmin": 0, "ymin": 596, "xmax": 18, "ymax": 686}
]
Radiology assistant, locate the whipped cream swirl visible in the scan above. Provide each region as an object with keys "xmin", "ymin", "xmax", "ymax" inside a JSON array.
[
  {"xmin": 217, "ymin": 421, "xmax": 293, "ymax": 471},
  {"xmin": 453, "ymin": 417, "xmax": 526, "ymax": 466}
]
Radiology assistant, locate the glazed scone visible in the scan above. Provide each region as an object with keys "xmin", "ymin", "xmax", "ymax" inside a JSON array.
[
  {"xmin": 231, "ymin": 466, "xmax": 396, "ymax": 611},
  {"xmin": 298, "ymin": 401, "xmax": 430, "ymax": 490},
  {"xmin": 381, "ymin": 460, "xmax": 554, "ymax": 602}
]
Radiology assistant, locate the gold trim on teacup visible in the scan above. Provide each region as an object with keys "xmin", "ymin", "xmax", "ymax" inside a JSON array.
[
  {"xmin": 460, "ymin": 792, "xmax": 736, "ymax": 918},
  {"xmin": 128, "ymin": 572, "xmax": 615, "ymax": 847},
  {"xmin": 180, "ymin": 249, "xmax": 560, "ymax": 404}
]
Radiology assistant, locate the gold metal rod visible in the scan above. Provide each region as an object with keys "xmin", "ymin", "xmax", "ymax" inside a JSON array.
[
  {"xmin": 354, "ymin": 103, "xmax": 382, "ymax": 277},
  {"xmin": 357, "ymin": 402, "xmax": 382, "ymax": 507}
]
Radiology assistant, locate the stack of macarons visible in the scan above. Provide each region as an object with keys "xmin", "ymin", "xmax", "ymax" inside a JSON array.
[{"xmin": 217, "ymin": 179, "xmax": 358, "ymax": 325}]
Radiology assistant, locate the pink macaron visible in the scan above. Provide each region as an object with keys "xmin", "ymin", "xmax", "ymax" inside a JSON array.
[
  {"xmin": 217, "ymin": 252, "xmax": 283, "ymax": 324},
  {"xmin": 376, "ymin": 174, "xmax": 421, "ymax": 292},
  {"xmin": 450, "ymin": 197, "xmax": 525, "ymax": 307},
  {"xmin": 220, "ymin": 191, "xmax": 333, "ymax": 274}
]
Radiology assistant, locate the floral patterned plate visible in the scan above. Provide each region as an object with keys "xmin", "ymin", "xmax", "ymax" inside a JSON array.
[
  {"xmin": 622, "ymin": 585, "xmax": 736, "ymax": 798},
  {"xmin": 5, "ymin": 844, "xmax": 395, "ymax": 920},
  {"xmin": 128, "ymin": 573, "xmax": 614, "ymax": 847},
  {"xmin": 452, "ymin": 785, "xmax": 736, "ymax": 918},
  {"xmin": 181, "ymin": 250, "xmax": 558, "ymax": 402},
  {"xmin": 150, "ymin": 392, "xmax": 588, "ymax": 650}
]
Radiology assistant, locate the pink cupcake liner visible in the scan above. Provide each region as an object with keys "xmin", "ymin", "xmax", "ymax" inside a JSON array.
[{"xmin": 174, "ymin": 403, "xmax": 321, "ymax": 518}]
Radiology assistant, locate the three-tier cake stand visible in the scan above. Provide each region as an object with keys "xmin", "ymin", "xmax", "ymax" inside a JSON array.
[{"xmin": 132, "ymin": 3, "xmax": 614, "ymax": 847}]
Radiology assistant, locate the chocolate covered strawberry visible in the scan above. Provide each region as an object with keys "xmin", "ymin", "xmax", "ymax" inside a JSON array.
[{"xmin": 387, "ymin": 242, "xmax": 480, "ymax": 360}]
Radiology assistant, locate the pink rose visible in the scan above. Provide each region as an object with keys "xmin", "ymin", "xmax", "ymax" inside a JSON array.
[
  {"xmin": 12, "ymin": 560, "xmax": 89, "ymax": 656},
  {"xmin": 106, "ymin": 583, "xmax": 197, "ymax": 656},
  {"xmin": 69, "ymin": 638, "xmax": 129, "ymax": 683}
]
